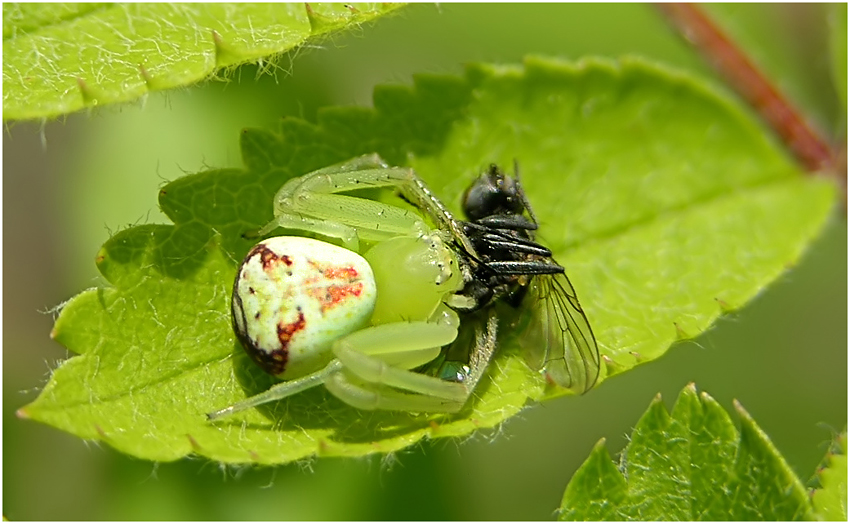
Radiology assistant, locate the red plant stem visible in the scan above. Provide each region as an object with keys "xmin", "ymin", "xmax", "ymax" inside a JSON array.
[{"xmin": 657, "ymin": 3, "xmax": 842, "ymax": 181}]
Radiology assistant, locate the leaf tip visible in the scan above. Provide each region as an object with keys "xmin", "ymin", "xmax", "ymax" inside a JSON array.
[
  {"xmin": 187, "ymin": 433, "xmax": 201, "ymax": 452},
  {"xmin": 94, "ymin": 248, "xmax": 108, "ymax": 275},
  {"xmin": 428, "ymin": 418, "xmax": 449, "ymax": 437},
  {"xmin": 732, "ymin": 398, "xmax": 762, "ymax": 438},
  {"xmin": 715, "ymin": 297, "xmax": 734, "ymax": 313},
  {"xmin": 317, "ymin": 439, "xmax": 331, "ymax": 455},
  {"xmin": 602, "ymin": 354, "xmax": 624, "ymax": 375},
  {"xmin": 673, "ymin": 321, "xmax": 692, "ymax": 340},
  {"xmin": 211, "ymin": 30, "xmax": 244, "ymax": 69},
  {"xmin": 698, "ymin": 389, "xmax": 718, "ymax": 404},
  {"xmin": 76, "ymin": 77, "xmax": 101, "ymax": 107},
  {"xmin": 15, "ymin": 407, "xmax": 30, "ymax": 419},
  {"xmin": 138, "ymin": 64, "xmax": 153, "ymax": 89},
  {"xmin": 732, "ymin": 398, "xmax": 749, "ymax": 418},
  {"xmin": 303, "ymin": 3, "xmax": 327, "ymax": 33}
]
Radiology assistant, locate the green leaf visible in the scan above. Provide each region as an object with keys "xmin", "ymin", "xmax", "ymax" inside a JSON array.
[
  {"xmin": 812, "ymin": 431, "xmax": 848, "ymax": 521},
  {"xmin": 558, "ymin": 384, "xmax": 814, "ymax": 520},
  {"xmin": 829, "ymin": 3, "xmax": 847, "ymax": 114},
  {"xmin": 2, "ymin": 3, "xmax": 402, "ymax": 121},
  {"xmin": 20, "ymin": 57, "xmax": 837, "ymax": 464}
]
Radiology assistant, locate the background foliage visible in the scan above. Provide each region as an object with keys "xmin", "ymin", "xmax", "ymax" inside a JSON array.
[
  {"xmin": 4, "ymin": 3, "xmax": 845, "ymax": 519},
  {"xmin": 560, "ymin": 384, "xmax": 826, "ymax": 521}
]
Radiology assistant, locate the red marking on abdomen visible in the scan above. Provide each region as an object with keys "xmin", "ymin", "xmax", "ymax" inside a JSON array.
[
  {"xmin": 304, "ymin": 260, "xmax": 366, "ymax": 312},
  {"xmin": 307, "ymin": 283, "xmax": 364, "ymax": 312},
  {"xmin": 247, "ymin": 243, "xmax": 293, "ymax": 270},
  {"xmin": 327, "ymin": 283, "xmax": 364, "ymax": 305},
  {"xmin": 277, "ymin": 311, "xmax": 306, "ymax": 349},
  {"xmin": 324, "ymin": 266, "xmax": 359, "ymax": 279},
  {"xmin": 241, "ymin": 311, "xmax": 305, "ymax": 376}
]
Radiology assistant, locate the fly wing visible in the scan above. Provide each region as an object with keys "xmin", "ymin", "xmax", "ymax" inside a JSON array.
[{"xmin": 519, "ymin": 272, "xmax": 600, "ymax": 394}]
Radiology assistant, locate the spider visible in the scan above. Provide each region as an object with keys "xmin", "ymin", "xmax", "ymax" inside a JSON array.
[{"xmin": 207, "ymin": 154, "xmax": 599, "ymax": 420}]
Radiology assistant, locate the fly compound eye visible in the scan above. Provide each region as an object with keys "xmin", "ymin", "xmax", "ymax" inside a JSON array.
[
  {"xmin": 462, "ymin": 165, "xmax": 523, "ymax": 221},
  {"xmin": 462, "ymin": 173, "xmax": 496, "ymax": 221}
]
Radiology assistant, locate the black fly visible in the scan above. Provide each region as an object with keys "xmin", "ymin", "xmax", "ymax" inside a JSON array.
[{"xmin": 446, "ymin": 163, "xmax": 601, "ymax": 394}]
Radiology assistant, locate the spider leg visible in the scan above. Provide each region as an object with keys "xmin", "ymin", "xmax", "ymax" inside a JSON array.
[
  {"xmin": 255, "ymin": 212, "xmax": 361, "ymax": 249},
  {"xmin": 206, "ymin": 360, "xmax": 343, "ymax": 421},
  {"xmin": 326, "ymin": 310, "xmax": 498, "ymax": 413},
  {"xmin": 330, "ymin": 321, "xmax": 468, "ymax": 402},
  {"xmin": 262, "ymin": 160, "xmax": 448, "ymax": 251},
  {"xmin": 324, "ymin": 374, "xmax": 466, "ymax": 412},
  {"xmin": 309, "ymin": 153, "xmax": 389, "ymax": 174},
  {"xmin": 437, "ymin": 308, "xmax": 499, "ymax": 396},
  {"xmin": 270, "ymin": 157, "xmax": 478, "ymax": 258}
]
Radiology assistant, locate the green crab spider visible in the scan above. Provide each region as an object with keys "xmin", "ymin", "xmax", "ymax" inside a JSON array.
[{"xmin": 207, "ymin": 155, "xmax": 495, "ymax": 420}]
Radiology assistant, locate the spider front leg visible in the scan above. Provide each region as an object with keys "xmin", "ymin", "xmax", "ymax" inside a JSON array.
[
  {"xmin": 259, "ymin": 155, "xmax": 476, "ymax": 256},
  {"xmin": 326, "ymin": 308, "xmax": 500, "ymax": 413},
  {"xmin": 324, "ymin": 317, "xmax": 467, "ymax": 412}
]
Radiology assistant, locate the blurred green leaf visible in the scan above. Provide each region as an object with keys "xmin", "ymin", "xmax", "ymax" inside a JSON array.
[
  {"xmin": 559, "ymin": 384, "xmax": 813, "ymax": 520},
  {"xmin": 20, "ymin": 57, "xmax": 837, "ymax": 464},
  {"xmin": 812, "ymin": 431, "xmax": 848, "ymax": 521},
  {"xmin": 829, "ymin": 3, "xmax": 847, "ymax": 113},
  {"xmin": 2, "ymin": 2, "xmax": 402, "ymax": 121}
]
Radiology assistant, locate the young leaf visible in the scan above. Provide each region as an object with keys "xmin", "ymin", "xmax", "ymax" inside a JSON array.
[
  {"xmin": 558, "ymin": 383, "xmax": 814, "ymax": 521},
  {"xmin": 2, "ymin": 3, "xmax": 402, "ymax": 121},
  {"xmin": 19, "ymin": 57, "xmax": 837, "ymax": 464},
  {"xmin": 812, "ymin": 431, "xmax": 848, "ymax": 521}
]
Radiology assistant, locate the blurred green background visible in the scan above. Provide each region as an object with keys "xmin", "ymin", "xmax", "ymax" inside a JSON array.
[{"xmin": 3, "ymin": 3, "xmax": 845, "ymax": 520}]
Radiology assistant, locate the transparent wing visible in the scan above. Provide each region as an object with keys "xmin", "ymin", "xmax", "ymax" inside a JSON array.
[{"xmin": 519, "ymin": 271, "xmax": 600, "ymax": 394}]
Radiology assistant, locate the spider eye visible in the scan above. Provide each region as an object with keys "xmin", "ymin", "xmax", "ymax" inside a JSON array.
[{"xmin": 462, "ymin": 165, "xmax": 524, "ymax": 220}]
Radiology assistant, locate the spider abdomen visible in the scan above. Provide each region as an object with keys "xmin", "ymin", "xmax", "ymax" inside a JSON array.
[{"xmin": 231, "ymin": 236, "xmax": 377, "ymax": 380}]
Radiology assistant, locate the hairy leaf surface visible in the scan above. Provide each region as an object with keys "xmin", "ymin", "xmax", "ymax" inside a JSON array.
[{"xmin": 2, "ymin": 2, "xmax": 402, "ymax": 120}]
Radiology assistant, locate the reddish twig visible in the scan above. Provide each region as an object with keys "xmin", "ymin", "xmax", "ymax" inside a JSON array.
[{"xmin": 657, "ymin": 3, "xmax": 844, "ymax": 187}]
